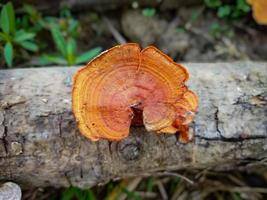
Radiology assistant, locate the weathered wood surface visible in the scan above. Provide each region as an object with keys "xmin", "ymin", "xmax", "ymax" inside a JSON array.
[{"xmin": 0, "ymin": 63, "xmax": 266, "ymax": 188}]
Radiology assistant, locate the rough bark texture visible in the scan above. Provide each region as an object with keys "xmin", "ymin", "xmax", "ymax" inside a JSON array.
[{"xmin": 0, "ymin": 63, "xmax": 266, "ymax": 188}]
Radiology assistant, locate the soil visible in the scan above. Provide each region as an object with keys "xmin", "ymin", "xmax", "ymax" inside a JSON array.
[{"xmin": 76, "ymin": 6, "xmax": 267, "ymax": 63}]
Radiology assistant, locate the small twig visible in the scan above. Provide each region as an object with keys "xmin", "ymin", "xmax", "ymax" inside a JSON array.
[
  {"xmin": 135, "ymin": 191, "xmax": 157, "ymax": 198},
  {"xmin": 227, "ymin": 174, "xmax": 246, "ymax": 187},
  {"xmin": 170, "ymin": 181, "xmax": 185, "ymax": 200},
  {"xmin": 233, "ymin": 21, "xmax": 258, "ymax": 37},
  {"xmin": 156, "ymin": 180, "xmax": 168, "ymax": 200},
  {"xmin": 118, "ymin": 177, "xmax": 142, "ymax": 200},
  {"xmin": 207, "ymin": 186, "xmax": 267, "ymax": 193},
  {"xmin": 186, "ymin": 26, "xmax": 214, "ymax": 43},
  {"xmin": 103, "ymin": 16, "xmax": 127, "ymax": 45},
  {"xmin": 156, "ymin": 171, "xmax": 194, "ymax": 185}
]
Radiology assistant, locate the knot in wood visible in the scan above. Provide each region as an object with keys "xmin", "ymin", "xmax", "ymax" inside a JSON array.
[{"xmin": 118, "ymin": 141, "xmax": 142, "ymax": 161}]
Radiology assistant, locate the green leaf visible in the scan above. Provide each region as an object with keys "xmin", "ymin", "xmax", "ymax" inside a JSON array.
[
  {"xmin": 190, "ymin": 9, "xmax": 201, "ymax": 23},
  {"xmin": 237, "ymin": 0, "xmax": 250, "ymax": 12},
  {"xmin": 86, "ymin": 189, "xmax": 96, "ymax": 200},
  {"xmin": 23, "ymin": 4, "xmax": 35, "ymax": 15},
  {"xmin": 76, "ymin": 47, "xmax": 102, "ymax": 64},
  {"xmin": 14, "ymin": 30, "xmax": 35, "ymax": 42},
  {"xmin": 68, "ymin": 19, "xmax": 79, "ymax": 36},
  {"xmin": 39, "ymin": 55, "xmax": 67, "ymax": 65},
  {"xmin": 4, "ymin": 42, "xmax": 13, "ymax": 67},
  {"xmin": 142, "ymin": 8, "xmax": 156, "ymax": 17},
  {"xmin": 204, "ymin": 0, "xmax": 222, "ymax": 8},
  {"xmin": 231, "ymin": 192, "xmax": 243, "ymax": 200},
  {"xmin": 50, "ymin": 25, "xmax": 66, "ymax": 56},
  {"xmin": 0, "ymin": 2, "xmax": 16, "ymax": 34},
  {"xmin": 19, "ymin": 41, "xmax": 38, "ymax": 52},
  {"xmin": 61, "ymin": 187, "xmax": 96, "ymax": 200},
  {"xmin": 217, "ymin": 5, "xmax": 232, "ymax": 18},
  {"xmin": 122, "ymin": 187, "xmax": 141, "ymax": 200},
  {"xmin": 60, "ymin": 7, "xmax": 72, "ymax": 18},
  {"xmin": 6, "ymin": 2, "xmax": 15, "ymax": 33},
  {"xmin": 146, "ymin": 177, "xmax": 155, "ymax": 192},
  {"xmin": 66, "ymin": 38, "xmax": 76, "ymax": 65},
  {"xmin": 0, "ymin": 4, "xmax": 10, "ymax": 33}
]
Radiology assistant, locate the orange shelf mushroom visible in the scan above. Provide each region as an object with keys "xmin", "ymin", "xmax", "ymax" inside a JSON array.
[
  {"xmin": 72, "ymin": 43, "xmax": 198, "ymax": 142},
  {"xmin": 247, "ymin": 0, "xmax": 267, "ymax": 25}
]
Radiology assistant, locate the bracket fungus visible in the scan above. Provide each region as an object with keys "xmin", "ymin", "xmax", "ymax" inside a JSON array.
[
  {"xmin": 247, "ymin": 0, "xmax": 267, "ymax": 25},
  {"xmin": 72, "ymin": 43, "xmax": 198, "ymax": 142}
]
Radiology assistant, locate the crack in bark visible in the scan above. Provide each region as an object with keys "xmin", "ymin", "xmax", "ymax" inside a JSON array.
[
  {"xmin": 58, "ymin": 114, "xmax": 62, "ymax": 138},
  {"xmin": 80, "ymin": 166, "xmax": 83, "ymax": 179},
  {"xmin": 94, "ymin": 142, "xmax": 104, "ymax": 181},
  {"xmin": 108, "ymin": 141, "xmax": 113, "ymax": 157},
  {"xmin": 195, "ymin": 135, "xmax": 267, "ymax": 142},
  {"xmin": 214, "ymin": 107, "xmax": 222, "ymax": 137},
  {"xmin": 0, "ymin": 155, "xmax": 35, "ymax": 159},
  {"xmin": 64, "ymin": 172, "xmax": 72, "ymax": 186},
  {"xmin": 2, "ymin": 113, "xmax": 8, "ymax": 156},
  {"xmin": 0, "ymin": 110, "xmax": 8, "ymax": 155}
]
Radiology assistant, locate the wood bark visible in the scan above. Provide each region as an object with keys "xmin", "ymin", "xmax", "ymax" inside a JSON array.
[{"xmin": 0, "ymin": 63, "xmax": 266, "ymax": 188}]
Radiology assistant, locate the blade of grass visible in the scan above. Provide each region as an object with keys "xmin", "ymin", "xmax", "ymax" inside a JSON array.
[
  {"xmin": 39, "ymin": 55, "xmax": 67, "ymax": 65},
  {"xmin": 146, "ymin": 177, "xmax": 155, "ymax": 192},
  {"xmin": 66, "ymin": 38, "xmax": 76, "ymax": 65},
  {"xmin": 75, "ymin": 47, "xmax": 102, "ymax": 64},
  {"xmin": 107, "ymin": 178, "xmax": 142, "ymax": 200},
  {"xmin": 121, "ymin": 188, "xmax": 141, "ymax": 200},
  {"xmin": 50, "ymin": 25, "xmax": 66, "ymax": 56},
  {"xmin": 61, "ymin": 187, "xmax": 96, "ymax": 200}
]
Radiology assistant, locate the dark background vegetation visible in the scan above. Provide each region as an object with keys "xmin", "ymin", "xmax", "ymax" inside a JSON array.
[{"xmin": 0, "ymin": 0, "xmax": 267, "ymax": 199}]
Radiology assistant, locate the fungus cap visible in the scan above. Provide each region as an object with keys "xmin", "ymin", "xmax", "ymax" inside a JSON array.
[
  {"xmin": 72, "ymin": 43, "xmax": 198, "ymax": 142},
  {"xmin": 247, "ymin": 0, "xmax": 267, "ymax": 25}
]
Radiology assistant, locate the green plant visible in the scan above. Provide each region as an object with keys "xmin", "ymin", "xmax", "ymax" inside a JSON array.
[
  {"xmin": 142, "ymin": 8, "xmax": 156, "ymax": 17},
  {"xmin": 61, "ymin": 187, "xmax": 96, "ymax": 200},
  {"xmin": 40, "ymin": 9, "xmax": 102, "ymax": 66},
  {"xmin": 16, "ymin": 4, "xmax": 44, "ymax": 33},
  {"xmin": 121, "ymin": 187, "xmax": 141, "ymax": 200},
  {"xmin": 43, "ymin": 7, "xmax": 80, "ymax": 38},
  {"xmin": 209, "ymin": 22, "xmax": 234, "ymax": 38},
  {"xmin": 204, "ymin": 0, "xmax": 251, "ymax": 19},
  {"xmin": 0, "ymin": 2, "xmax": 38, "ymax": 67},
  {"xmin": 40, "ymin": 22, "xmax": 102, "ymax": 65}
]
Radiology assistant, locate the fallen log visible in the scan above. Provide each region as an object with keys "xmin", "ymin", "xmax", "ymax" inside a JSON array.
[{"xmin": 0, "ymin": 63, "xmax": 266, "ymax": 188}]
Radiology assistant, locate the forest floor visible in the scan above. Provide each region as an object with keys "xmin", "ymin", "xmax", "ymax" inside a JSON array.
[
  {"xmin": 6, "ymin": 4, "xmax": 267, "ymax": 200},
  {"xmin": 75, "ymin": 6, "xmax": 267, "ymax": 63}
]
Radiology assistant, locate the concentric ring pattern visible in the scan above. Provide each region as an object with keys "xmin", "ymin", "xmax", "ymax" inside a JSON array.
[{"xmin": 72, "ymin": 43, "xmax": 198, "ymax": 141}]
